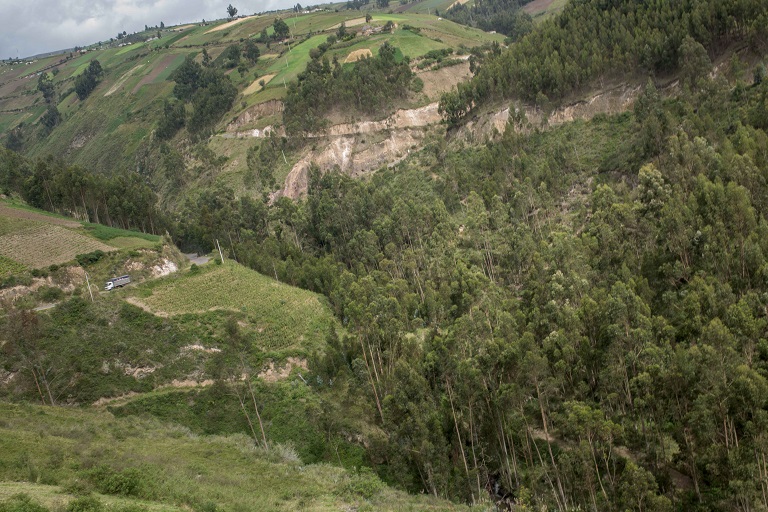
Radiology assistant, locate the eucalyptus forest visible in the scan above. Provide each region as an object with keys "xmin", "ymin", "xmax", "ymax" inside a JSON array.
[{"xmin": 3, "ymin": 0, "xmax": 768, "ymax": 511}]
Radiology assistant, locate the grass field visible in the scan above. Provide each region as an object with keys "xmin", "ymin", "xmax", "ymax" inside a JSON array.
[
  {"xmin": 0, "ymin": 222, "xmax": 115, "ymax": 269},
  {"xmin": 0, "ymin": 402, "xmax": 466, "ymax": 512},
  {"xmin": 134, "ymin": 261, "xmax": 335, "ymax": 353},
  {"xmin": 0, "ymin": 201, "xmax": 163, "ymax": 270}
]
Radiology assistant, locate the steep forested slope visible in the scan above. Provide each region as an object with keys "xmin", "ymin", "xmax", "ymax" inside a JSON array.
[
  {"xmin": 3, "ymin": 0, "xmax": 768, "ymax": 510},
  {"xmin": 440, "ymin": 0, "xmax": 768, "ymax": 122}
]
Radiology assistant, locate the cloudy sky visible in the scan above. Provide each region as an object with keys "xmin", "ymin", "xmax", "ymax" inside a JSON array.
[{"xmin": 0, "ymin": 0, "xmax": 297, "ymax": 59}]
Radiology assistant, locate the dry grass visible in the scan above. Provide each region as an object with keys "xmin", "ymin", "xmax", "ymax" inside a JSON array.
[
  {"xmin": 0, "ymin": 223, "xmax": 114, "ymax": 268},
  {"xmin": 205, "ymin": 16, "xmax": 254, "ymax": 34},
  {"xmin": 344, "ymin": 48, "xmax": 373, "ymax": 63},
  {"xmin": 243, "ymin": 74, "xmax": 276, "ymax": 95}
]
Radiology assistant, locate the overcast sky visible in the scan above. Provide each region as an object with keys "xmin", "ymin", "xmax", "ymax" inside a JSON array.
[{"xmin": 0, "ymin": 0, "xmax": 298, "ymax": 59}]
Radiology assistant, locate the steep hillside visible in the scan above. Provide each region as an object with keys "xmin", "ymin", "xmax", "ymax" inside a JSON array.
[
  {"xmin": 0, "ymin": 9, "xmax": 502, "ymax": 209},
  {"xmin": 0, "ymin": 402, "xmax": 466, "ymax": 512}
]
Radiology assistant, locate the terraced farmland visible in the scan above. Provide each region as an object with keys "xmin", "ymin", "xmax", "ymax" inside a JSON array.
[
  {"xmin": 0, "ymin": 202, "xmax": 159, "ymax": 270},
  {"xmin": 0, "ymin": 222, "xmax": 114, "ymax": 269}
]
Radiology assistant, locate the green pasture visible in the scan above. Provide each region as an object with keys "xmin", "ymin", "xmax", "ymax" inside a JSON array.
[
  {"xmin": 134, "ymin": 260, "xmax": 336, "ymax": 353},
  {"xmin": 0, "ymin": 403, "xmax": 466, "ymax": 512}
]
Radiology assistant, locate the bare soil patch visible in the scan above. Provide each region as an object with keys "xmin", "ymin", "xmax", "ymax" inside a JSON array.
[
  {"xmin": 105, "ymin": 63, "xmax": 144, "ymax": 96},
  {"xmin": 0, "ymin": 204, "xmax": 81, "ymax": 228},
  {"xmin": 132, "ymin": 54, "xmax": 178, "ymax": 93},
  {"xmin": 206, "ymin": 16, "xmax": 253, "ymax": 33},
  {"xmin": 447, "ymin": 0, "xmax": 471, "ymax": 10},
  {"xmin": 258, "ymin": 357, "xmax": 308, "ymax": 382},
  {"xmin": 523, "ymin": 0, "xmax": 555, "ymax": 15},
  {"xmin": 345, "ymin": 48, "xmax": 373, "ymax": 63},
  {"xmin": 330, "ymin": 17, "xmax": 367, "ymax": 30},
  {"xmin": 243, "ymin": 74, "xmax": 275, "ymax": 95},
  {"xmin": 418, "ymin": 61, "xmax": 472, "ymax": 99}
]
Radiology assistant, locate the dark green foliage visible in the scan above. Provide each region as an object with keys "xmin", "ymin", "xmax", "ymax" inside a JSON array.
[
  {"xmin": 169, "ymin": 56, "xmax": 237, "ymax": 136},
  {"xmin": 156, "ymin": 99, "xmax": 186, "ymax": 140},
  {"xmin": 4, "ymin": 154, "xmax": 164, "ymax": 233},
  {"xmin": 283, "ymin": 42, "xmax": 412, "ymax": 134},
  {"xmin": 221, "ymin": 45, "xmax": 241, "ymax": 69},
  {"xmin": 244, "ymin": 39, "xmax": 260, "ymax": 64},
  {"xmin": 74, "ymin": 60, "xmax": 103, "ymax": 101},
  {"xmin": 170, "ymin": 67, "xmax": 768, "ymax": 508},
  {"xmin": 86, "ymin": 466, "xmax": 153, "ymax": 498},
  {"xmin": 273, "ymin": 18, "xmax": 290, "ymax": 40},
  {"xmin": 75, "ymin": 250, "xmax": 106, "ymax": 266},
  {"xmin": 40, "ymin": 106, "xmax": 62, "ymax": 132},
  {"xmin": 0, "ymin": 494, "xmax": 49, "ymax": 512},
  {"xmin": 226, "ymin": 4, "xmax": 237, "ymax": 18},
  {"xmin": 37, "ymin": 74, "xmax": 56, "ymax": 104},
  {"xmin": 442, "ymin": 0, "xmax": 768, "ymax": 118},
  {"xmin": 66, "ymin": 496, "xmax": 103, "ymax": 512},
  {"xmin": 444, "ymin": 0, "xmax": 533, "ymax": 41}
]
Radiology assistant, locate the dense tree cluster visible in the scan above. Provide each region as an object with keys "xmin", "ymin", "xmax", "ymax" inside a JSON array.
[
  {"xmin": 0, "ymin": 149, "xmax": 164, "ymax": 233},
  {"xmin": 444, "ymin": 0, "xmax": 533, "ymax": 41},
  {"xmin": 74, "ymin": 60, "xmax": 103, "ymax": 101},
  {"xmin": 440, "ymin": 0, "xmax": 768, "ymax": 123},
  {"xmin": 283, "ymin": 41, "xmax": 413, "ymax": 134},
  {"xmin": 171, "ymin": 59, "xmax": 768, "ymax": 508},
  {"xmin": 165, "ymin": 55, "xmax": 237, "ymax": 136}
]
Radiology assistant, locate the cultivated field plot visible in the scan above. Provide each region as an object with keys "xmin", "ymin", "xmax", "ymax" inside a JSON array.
[
  {"xmin": 0, "ymin": 222, "xmax": 115, "ymax": 269},
  {"xmin": 136, "ymin": 262, "xmax": 335, "ymax": 352}
]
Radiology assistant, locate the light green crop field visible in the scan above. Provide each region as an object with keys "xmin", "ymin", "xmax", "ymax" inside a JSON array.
[
  {"xmin": 0, "ymin": 403, "xmax": 466, "ymax": 512},
  {"xmin": 134, "ymin": 261, "xmax": 335, "ymax": 352}
]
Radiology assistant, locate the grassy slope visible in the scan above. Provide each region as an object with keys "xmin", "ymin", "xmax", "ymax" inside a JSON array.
[
  {"xmin": 0, "ymin": 200, "xmax": 158, "ymax": 272},
  {"xmin": 1, "ymin": 10, "xmax": 502, "ymax": 178},
  {"xmin": 133, "ymin": 260, "xmax": 334, "ymax": 354},
  {"xmin": 0, "ymin": 402, "xmax": 465, "ymax": 512}
]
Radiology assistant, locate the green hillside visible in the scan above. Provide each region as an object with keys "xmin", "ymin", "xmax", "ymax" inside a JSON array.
[
  {"xmin": 3, "ymin": 0, "xmax": 768, "ymax": 510},
  {"xmin": 0, "ymin": 10, "xmax": 502, "ymax": 182},
  {"xmin": 0, "ymin": 402, "xmax": 465, "ymax": 512},
  {"xmin": 0, "ymin": 200, "xmax": 160, "ymax": 274}
]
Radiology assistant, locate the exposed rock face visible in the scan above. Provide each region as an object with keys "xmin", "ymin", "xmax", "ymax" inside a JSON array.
[
  {"xmin": 230, "ymin": 76, "xmax": 659, "ymax": 200},
  {"xmin": 226, "ymin": 100, "xmax": 284, "ymax": 132}
]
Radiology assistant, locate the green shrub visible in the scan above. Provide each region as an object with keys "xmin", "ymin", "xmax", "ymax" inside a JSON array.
[
  {"xmin": 0, "ymin": 494, "xmax": 49, "ymax": 512},
  {"xmin": 66, "ymin": 496, "xmax": 104, "ymax": 512},
  {"xmin": 75, "ymin": 250, "xmax": 106, "ymax": 266},
  {"xmin": 37, "ymin": 286, "xmax": 64, "ymax": 302},
  {"xmin": 86, "ymin": 465, "xmax": 146, "ymax": 498},
  {"xmin": 341, "ymin": 467, "xmax": 384, "ymax": 499}
]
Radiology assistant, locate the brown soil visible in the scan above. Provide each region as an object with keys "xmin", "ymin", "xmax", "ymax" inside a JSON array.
[
  {"xmin": 105, "ymin": 63, "xmax": 144, "ymax": 96},
  {"xmin": 205, "ymin": 16, "xmax": 253, "ymax": 34},
  {"xmin": 258, "ymin": 357, "xmax": 308, "ymax": 383},
  {"xmin": 243, "ymin": 74, "xmax": 275, "ymax": 95},
  {"xmin": 523, "ymin": 0, "xmax": 555, "ymax": 15},
  {"xmin": 0, "ymin": 203, "xmax": 81, "ymax": 228},
  {"xmin": 330, "ymin": 17, "xmax": 367, "ymax": 30},
  {"xmin": 418, "ymin": 61, "xmax": 472, "ymax": 100},
  {"xmin": 344, "ymin": 48, "xmax": 373, "ymax": 63},
  {"xmin": 226, "ymin": 99, "xmax": 283, "ymax": 132},
  {"xmin": 132, "ymin": 54, "xmax": 178, "ymax": 93}
]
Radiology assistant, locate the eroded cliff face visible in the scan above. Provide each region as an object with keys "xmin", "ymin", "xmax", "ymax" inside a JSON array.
[{"xmin": 226, "ymin": 67, "xmax": 663, "ymax": 200}]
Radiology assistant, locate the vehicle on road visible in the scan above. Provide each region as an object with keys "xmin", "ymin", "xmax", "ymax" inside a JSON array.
[{"xmin": 105, "ymin": 275, "xmax": 131, "ymax": 291}]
